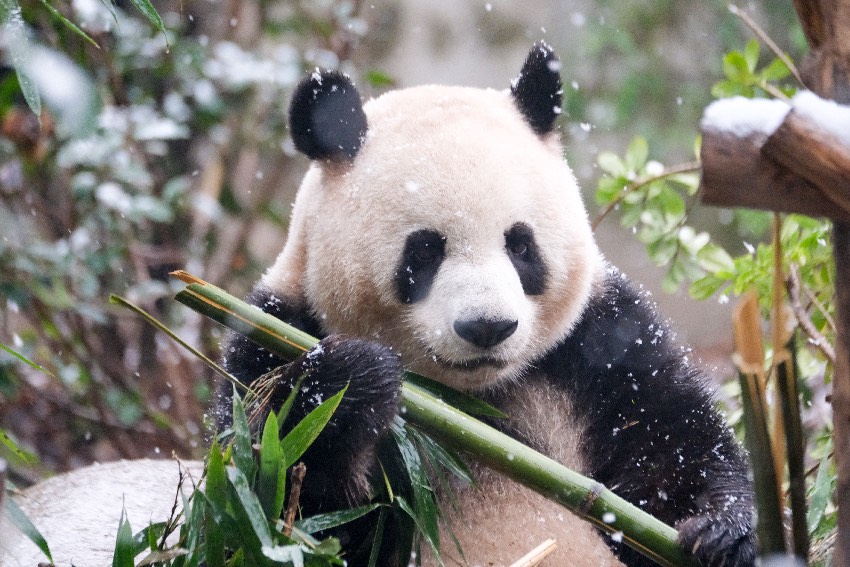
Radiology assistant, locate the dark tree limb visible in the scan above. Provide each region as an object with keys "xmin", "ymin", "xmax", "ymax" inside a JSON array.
[
  {"xmin": 700, "ymin": 127, "xmax": 850, "ymax": 221},
  {"xmin": 762, "ymin": 110, "xmax": 850, "ymax": 214}
]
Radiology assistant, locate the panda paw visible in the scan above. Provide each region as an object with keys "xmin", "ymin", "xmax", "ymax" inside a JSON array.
[
  {"xmin": 677, "ymin": 512, "xmax": 756, "ymax": 567},
  {"xmin": 275, "ymin": 334, "xmax": 404, "ymax": 505}
]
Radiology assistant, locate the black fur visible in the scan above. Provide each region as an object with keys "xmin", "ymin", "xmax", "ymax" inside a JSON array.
[
  {"xmin": 222, "ymin": 272, "xmax": 755, "ymax": 567},
  {"xmin": 289, "ymin": 69, "xmax": 368, "ymax": 161},
  {"xmin": 394, "ymin": 229, "xmax": 446, "ymax": 304},
  {"xmin": 534, "ymin": 270, "xmax": 755, "ymax": 567},
  {"xmin": 510, "ymin": 41, "xmax": 563, "ymax": 136},
  {"xmin": 504, "ymin": 222, "xmax": 547, "ymax": 295}
]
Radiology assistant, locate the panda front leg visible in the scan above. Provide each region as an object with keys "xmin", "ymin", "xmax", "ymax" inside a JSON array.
[{"xmin": 219, "ymin": 289, "xmax": 404, "ymax": 519}]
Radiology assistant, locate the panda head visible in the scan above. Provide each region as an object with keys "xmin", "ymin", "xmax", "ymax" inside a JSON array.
[{"xmin": 264, "ymin": 42, "xmax": 602, "ymax": 391}]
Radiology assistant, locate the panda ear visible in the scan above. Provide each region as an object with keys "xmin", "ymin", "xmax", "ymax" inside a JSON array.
[
  {"xmin": 289, "ymin": 69, "xmax": 368, "ymax": 161},
  {"xmin": 510, "ymin": 42, "xmax": 563, "ymax": 136}
]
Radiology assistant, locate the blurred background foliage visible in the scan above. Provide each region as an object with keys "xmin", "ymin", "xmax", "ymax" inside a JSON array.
[{"xmin": 0, "ymin": 0, "xmax": 829, "ymax": 537}]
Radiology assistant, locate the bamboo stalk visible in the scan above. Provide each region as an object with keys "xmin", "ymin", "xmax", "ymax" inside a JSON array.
[
  {"xmin": 733, "ymin": 292, "xmax": 785, "ymax": 555},
  {"xmin": 170, "ymin": 271, "xmax": 695, "ymax": 567},
  {"xmin": 776, "ymin": 336, "xmax": 809, "ymax": 559}
]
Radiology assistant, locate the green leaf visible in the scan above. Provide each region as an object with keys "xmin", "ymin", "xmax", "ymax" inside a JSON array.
[
  {"xmin": 688, "ymin": 276, "xmax": 727, "ymax": 301},
  {"xmin": 280, "ymin": 385, "xmax": 347, "ymax": 469},
  {"xmin": 257, "ymin": 412, "xmax": 285, "ymax": 520},
  {"xmin": 391, "ymin": 422, "xmax": 440, "ymax": 561},
  {"xmin": 407, "ymin": 427, "xmax": 473, "ymax": 485},
  {"xmin": 36, "ymin": 0, "xmax": 100, "ymax": 48},
  {"xmin": 231, "ymin": 386, "xmax": 255, "ymax": 482},
  {"xmin": 276, "ymin": 372, "xmax": 307, "ymax": 431},
  {"xmin": 595, "ymin": 176, "xmax": 627, "ymax": 206},
  {"xmin": 294, "ymin": 504, "xmax": 381, "ymax": 535},
  {"xmin": 744, "ymin": 39, "xmax": 760, "ymax": 72},
  {"xmin": 723, "ymin": 51, "xmax": 751, "ymax": 83},
  {"xmin": 4, "ymin": 497, "xmax": 53, "ymax": 562},
  {"xmin": 14, "ymin": 67, "xmax": 40, "ymax": 122},
  {"xmin": 206, "ymin": 438, "xmax": 228, "ymax": 519},
  {"xmin": 711, "ymin": 79, "xmax": 743, "ymax": 99},
  {"xmin": 112, "ymin": 508, "xmax": 135, "ymax": 567},
  {"xmin": 696, "ymin": 244, "xmax": 735, "ymax": 273},
  {"xmin": 0, "ymin": 343, "xmax": 54, "ymax": 378},
  {"xmin": 204, "ymin": 499, "xmax": 226, "ymax": 567},
  {"xmin": 226, "ymin": 465, "xmax": 274, "ymax": 554},
  {"xmin": 761, "ymin": 58, "xmax": 791, "ymax": 81},
  {"xmin": 366, "ymin": 507, "xmax": 387, "ymax": 567},
  {"xmin": 128, "ymin": 0, "xmax": 165, "ymax": 34},
  {"xmin": 365, "ymin": 70, "xmax": 396, "ymax": 88},
  {"xmin": 597, "ymin": 151, "xmax": 625, "ymax": 176},
  {"xmin": 261, "ymin": 544, "xmax": 305, "ymax": 565},
  {"xmin": 1, "ymin": 428, "xmax": 38, "ymax": 464},
  {"xmin": 807, "ymin": 454, "xmax": 833, "ymax": 534},
  {"xmin": 624, "ymin": 136, "xmax": 648, "ymax": 172},
  {"xmin": 404, "ymin": 373, "xmax": 505, "ymax": 418},
  {"xmin": 131, "ymin": 522, "xmax": 167, "ymax": 555}
]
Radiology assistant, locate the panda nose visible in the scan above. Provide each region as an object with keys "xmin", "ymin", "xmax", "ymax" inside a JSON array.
[{"xmin": 453, "ymin": 318, "xmax": 518, "ymax": 349}]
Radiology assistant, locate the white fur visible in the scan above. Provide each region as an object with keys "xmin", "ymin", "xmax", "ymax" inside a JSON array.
[{"xmin": 263, "ymin": 85, "xmax": 603, "ymax": 391}]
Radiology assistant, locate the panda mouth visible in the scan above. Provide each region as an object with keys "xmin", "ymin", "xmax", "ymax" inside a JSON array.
[{"xmin": 433, "ymin": 354, "xmax": 508, "ymax": 372}]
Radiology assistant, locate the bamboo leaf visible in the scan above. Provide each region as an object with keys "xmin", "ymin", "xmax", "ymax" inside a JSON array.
[
  {"xmin": 277, "ymin": 372, "xmax": 307, "ymax": 430},
  {"xmin": 257, "ymin": 412, "xmax": 284, "ymax": 519},
  {"xmin": 366, "ymin": 507, "xmax": 387, "ymax": 567},
  {"xmin": 206, "ymin": 439, "xmax": 227, "ymax": 519},
  {"xmin": 204, "ymin": 498, "xmax": 226, "ymax": 567},
  {"xmin": 131, "ymin": 522, "xmax": 167, "ymax": 554},
  {"xmin": 391, "ymin": 421, "xmax": 441, "ymax": 560},
  {"xmin": 1, "ymin": 428, "xmax": 38, "ymax": 464},
  {"xmin": 226, "ymin": 466, "xmax": 273, "ymax": 564},
  {"xmin": 404, "ymin": 372, "xmax": 504, "ymax": 418},
  {"xmin": 280, "ymin": 385, "xmax": 347, "ymax": 470},
  {"xmin": 127, "ymin": 0, "xmax": 165, "ymax": 33},
  {"xmin": 36, "ymin": 0, "xmax": 100, "ymax": 48},
  {"xmin": 110, "ymin": 295, "xmax": 245, "ymax": 392},
  {"xmin": 112, "ymin": 508, "xmax": 135, "ymax": 567},
  {"xmin": 231, "ymin": 387, "xmax": 255, "ymax": 482},
  {"xmin": 261, "ymin": 544, "xmax": 304, "ymax": 566},
  {"xmin": 4, "ymin": 497, "xmax": 53, "ymax": 562},
  {"xmin": 15, "ymin": 69, "xmax": 40, "ymax": 120},
  {"xmin": 807, "ymin": 454, "xmax": 833, "ymax": 534},
  {"xmin": 407, "ymin": 426, "xmax": 473, "ymax": 485},
  {"xmin": 0, "ymin": 343, "xmax": 54, "ymax": 378},
  {"xmin": 294, "ymin": 503, "xmax": 381, "ymax": 535}
]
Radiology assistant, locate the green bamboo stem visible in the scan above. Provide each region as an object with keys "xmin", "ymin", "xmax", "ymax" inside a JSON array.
[
  {"xmin": 737, "ymin": 369, "xmax": 785, "ymax": 555},
  {"xmin": 777, "ymin": 336, "xmax": 809, "ymax": 559},
  {"xmin": 171, "ymin": 271, "xmax": 695, "ymax": 567}
]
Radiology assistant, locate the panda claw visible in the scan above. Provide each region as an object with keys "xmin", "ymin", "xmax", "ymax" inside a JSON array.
[{"xmin": 677, "ymin": 513, "xmax": 756, "ymax": 567}]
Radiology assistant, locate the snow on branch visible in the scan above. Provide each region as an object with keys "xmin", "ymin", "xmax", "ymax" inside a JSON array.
[{"xmin": 700, "ymin": 91, "xmax": 850, "ymax": 221}]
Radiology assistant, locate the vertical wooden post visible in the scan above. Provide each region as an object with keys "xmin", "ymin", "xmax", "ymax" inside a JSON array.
[{"xmin": 792, "ymin": 1, "xmax": 850, "ymax": 563}]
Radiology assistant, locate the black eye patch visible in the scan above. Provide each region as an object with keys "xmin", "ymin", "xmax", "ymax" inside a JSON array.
[
  {"xmin": 505, "ymin": 222, "xmax": 547, "ymax": 295},
  {"xmin": 395, "ymin": 229, "xmax": 446, "ymax": 304}
]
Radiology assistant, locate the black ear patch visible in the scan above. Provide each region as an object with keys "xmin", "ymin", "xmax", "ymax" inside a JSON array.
[
  {"xmin": 289, "ymin": 69, "xmax": 368, "ymax": 161},
  {"xmin": 510, "ymin": 42, "xmax": 563, "ymax": 136}
]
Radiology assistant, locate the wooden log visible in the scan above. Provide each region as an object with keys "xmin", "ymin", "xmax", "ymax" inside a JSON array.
[
  {"xmin": 699, "ymin": 127, "xmax": 850, "ymax": 221},
  {"xmin": 792, "ymin": 2, "xmax": 850, "ymax": 564},
  {"xmin": 762, "ymin": 109, "xmax": 850, "ymax": 214}
]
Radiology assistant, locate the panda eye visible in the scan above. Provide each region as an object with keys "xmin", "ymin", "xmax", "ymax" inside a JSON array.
[
  {"xmin": 508, "ymin": 241, "xmax": 528, "ymax": 257},
  {"xmin": 413, "ymin": 244, "xmax": 440, "ymax": 264}
]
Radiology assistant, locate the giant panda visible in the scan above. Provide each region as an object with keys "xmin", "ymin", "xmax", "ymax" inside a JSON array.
[{"xmin": 219, "ymin": 42, "xmax": 756, "ymax": 567}]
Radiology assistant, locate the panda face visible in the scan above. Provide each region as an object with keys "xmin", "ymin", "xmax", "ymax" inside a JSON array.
[{"xmin": 281, "ymin": 85, "xmax": 602, "ymax": 391}]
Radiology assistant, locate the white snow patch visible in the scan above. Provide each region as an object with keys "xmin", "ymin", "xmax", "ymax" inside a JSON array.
[
  {"xmin": 701, "ymin": 96, "xmax": 789, "ymax": 137},
  {"xmin": 792, "ymin": 90, "xmax": 850, "ymax": 147}
]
